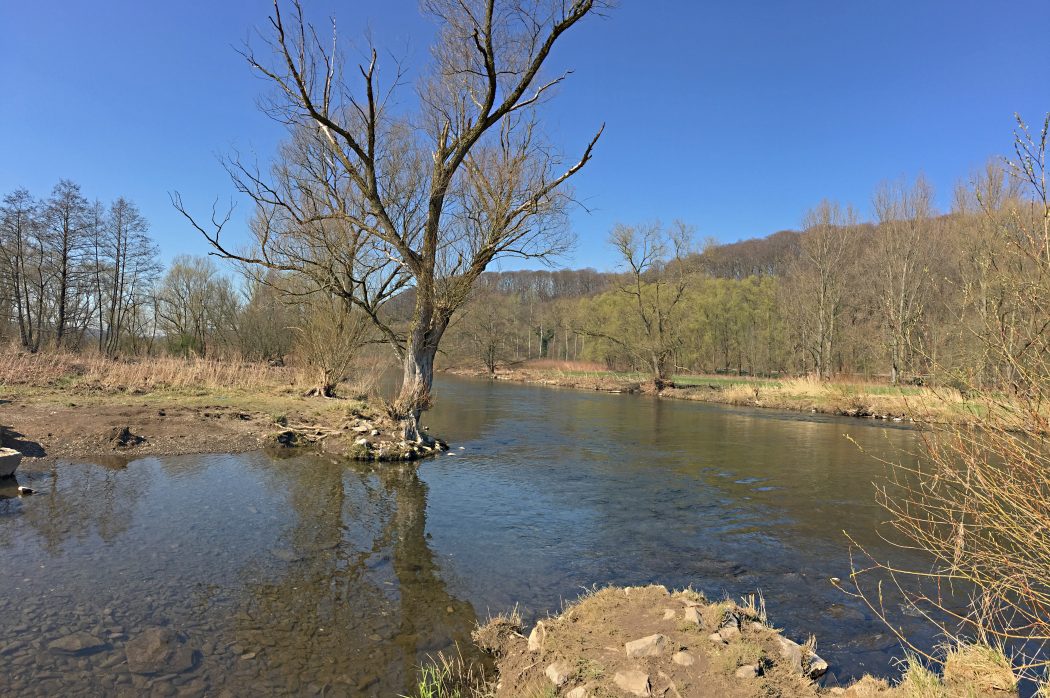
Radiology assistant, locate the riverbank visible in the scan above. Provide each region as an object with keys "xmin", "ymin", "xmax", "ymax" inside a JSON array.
[
  {"xmin": 423, "ymin": 585, "xmax": 1017, "ymax": 697},
  {"xmin": 445, "ymin": 364, "xmax": 978, "ymax": 425},
  {"xmin": 0, "ymin": 352, "xmax": 438, "ymax": 465}
]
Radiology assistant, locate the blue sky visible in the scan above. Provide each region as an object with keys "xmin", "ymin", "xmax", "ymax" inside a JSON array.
[{"xmin": 2, "ymin": 1, "xmax": 1048, "ymax": 272}]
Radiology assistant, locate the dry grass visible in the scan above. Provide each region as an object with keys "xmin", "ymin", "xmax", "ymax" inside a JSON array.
[
  {"xmin": 0, "ymin": 350, "xmax": 303, "ymax": 394},
  {"xmin": 715, "ymin": 375, "xmax": 969, "ymax": 423},
  {"xmin": 0, "ymin": 350, "xmax": 393, "ymax": 429},
  {"xmin": 520, "ymin": 359, "xmax": 607, "ymax": 372}
]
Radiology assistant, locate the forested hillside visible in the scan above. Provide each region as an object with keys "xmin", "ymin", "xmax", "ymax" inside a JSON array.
[{"xmin": 445, "ymin": 167, "xmax": 1026, "ymax": 388}]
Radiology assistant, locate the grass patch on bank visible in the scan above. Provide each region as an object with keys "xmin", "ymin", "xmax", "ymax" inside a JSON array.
[
  {"xmin": 492, "ymin": 361, "xmax": 979, "ymax": 424},
  {"xmin": 0, "ymin": 350, "xmax": 377, "ymax": 423}
]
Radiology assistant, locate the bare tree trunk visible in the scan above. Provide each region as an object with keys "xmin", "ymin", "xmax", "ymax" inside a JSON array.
[{"xmin": 397, "ymin": 332, "xmax": 440, "ymax": 444}]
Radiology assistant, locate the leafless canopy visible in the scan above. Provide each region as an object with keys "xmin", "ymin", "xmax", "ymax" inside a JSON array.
[
  {"xmin": 173, "ymin": 0, "xmax": 606, "ymax": 434},
  {"xmin": 172, "ymin": 0, "xmax": 604, "ymax": 342}
]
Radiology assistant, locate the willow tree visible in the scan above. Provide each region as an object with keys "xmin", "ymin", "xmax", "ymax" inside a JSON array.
[{"xmin": 175, "ymin": 0, "xmax": 604, "ymax": 442}]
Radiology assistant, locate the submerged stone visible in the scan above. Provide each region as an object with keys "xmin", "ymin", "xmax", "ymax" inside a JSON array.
[
  {"xmin": 126, "ymin": 627, "xmax": 196, "ymax": 675},
  {"xmin": 48, "ymin": 632, "xmax": 107, "ymax": 655}
]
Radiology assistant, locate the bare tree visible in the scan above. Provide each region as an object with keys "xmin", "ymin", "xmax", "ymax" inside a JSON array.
[
  {"xmin": 849, "ymin": 113, "xmax": 1050, "ymax": 684},
  {"xmin": 156, "ymin": 255, "xmax": 239, "ymax": 358},
  {"xmin": 45, "ymin": 179, "xmax": 89, "ymax": 348},
  {"xmin": 784, "ymin": 201, "xmax": 858, "ymax": 379},
  {"xmin": 871, "ymin": 175, "xmax": 940, "ymax": 384},
  {"xmin": 585, "ymin": 221, "xmax": 694, "ymax": 388},
  {"xmin": 0, "ymin": 189, "xmax": 49, "ymax": 351},
  {"xmin": 175, "ymin": 0, "xmax": 606, "ymax": 442}
]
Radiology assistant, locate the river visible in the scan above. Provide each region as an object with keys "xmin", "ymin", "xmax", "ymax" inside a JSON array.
[{"xmin": 0, "ymin": 375, "xmax": 938, "ymax": 696}]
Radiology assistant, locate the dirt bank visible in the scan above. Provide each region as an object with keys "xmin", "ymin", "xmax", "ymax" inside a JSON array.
[
  {"xmin": 0, "ymin": 351, "xmax": 446, "ymax": 465},
  {"xmin": 466, "ymin": 585, "xmax": 1016, "ymax": 698}
]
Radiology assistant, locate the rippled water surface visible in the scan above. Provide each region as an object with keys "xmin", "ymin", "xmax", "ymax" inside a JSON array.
[{"xmin": 0, "ymin": 376, "xmax": 935, "ymax": 696}]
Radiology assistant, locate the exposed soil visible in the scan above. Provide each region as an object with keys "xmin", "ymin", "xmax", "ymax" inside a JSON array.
[
  {"xmin": 0, "ymin": 398, "xmax": 443, "ymax": 466},
  {"xmin": 0, "ymin": 401, "xmax": 271, "ymax": 463},
  {"xmin": 472, "ymin": 585, "xmax": 1017, "ymax": 698}
]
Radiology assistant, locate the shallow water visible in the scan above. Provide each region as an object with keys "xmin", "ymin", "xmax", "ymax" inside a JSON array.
[{"xmin": 0, "ymin": 376, "xmax": 938, "ymax": 696}]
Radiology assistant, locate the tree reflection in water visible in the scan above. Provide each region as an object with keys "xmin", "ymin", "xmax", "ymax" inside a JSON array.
[{"xmin": 225, "ymin": 460, "xmax": 481, "ymax": 696}]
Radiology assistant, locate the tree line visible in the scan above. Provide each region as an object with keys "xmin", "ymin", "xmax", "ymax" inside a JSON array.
[{"xmin": 445, "ymin": 160, "xmax": 1038, "ymax": 393}]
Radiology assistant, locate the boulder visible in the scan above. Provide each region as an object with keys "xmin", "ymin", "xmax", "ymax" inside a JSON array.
[
  {"xmin": 719, "ymin": 624, "xmax": 741, "ymax": 641},
  {"xmin": 777, "ymin": 636, "xmax": 804, "ymax": 673},
  {"xmin": 48, "ymin": 632, "xmax": 107, "ymax": 655},
  {"xmin": 125, "ymin": 627, "xmax": 195, "ymax": 675},
  {"xmin": 613, "ymin": 670, "xmax": 651, "ymax": 697},
  {"xmin": 683, "ymin": 606, "xmax": 701, "ymax": 625},
  {"xmin": 777, "ymin": 635, "xmax": 828, "ymax": 679},
  {"xmin": 672, "ymin": 651, "xmax": 696, "ymax": 667},
  {"xmin": 545, "ymin": 660, "xmax": 572, "ymax": 687},
  {"xmin": 566, "ymin": 687, "xmax": 589, "ymax": 698},
  {"xmin": 735, "ymin": 663, "xmax": 761, "ymax": 679},
  {"xmin": 707, "ymin": 632, "xmax": 726, "ymax": 644},
  {"xmin": 0, "ymin": 448, "xmax": 22, "ymax": 478},
  {"xmin": 625, "ymin": 633, "xmax": 667, "ymax": 658}
]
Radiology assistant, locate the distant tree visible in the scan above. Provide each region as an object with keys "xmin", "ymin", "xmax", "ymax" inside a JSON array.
[
  {"xmin": 45, "ymin": 179, "xmax": 90, "ymax": 348},
  {"xmin": 586, "ymin": 221, "xmax": 695, "ymax": 387},
  {"xmin": 870, "ymin": 176, "xmax": 940, "ymax": 384},
  {"xmin": 86, "ymin": 197, "xmax": 159, "ymax": 355},
  {"xmin": 783, "ymin": 201, "xmax": 858, "ymax": 379},
  {"xmin": 0, "ymin": 189, "xmax": 48, "ymax": 351},
  {"xmin": 459, "ymin": 291, "xmax": 517, "ymax": 375},
  {"xmin": 156, "ymin": 256, "xmax": 238, "ymax": 357}
]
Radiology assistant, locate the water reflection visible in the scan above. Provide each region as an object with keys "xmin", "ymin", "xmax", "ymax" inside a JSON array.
[
  {"xmin": 0, "ymin": 456, "xmax": 477, "ymax": 696},
  {"xmin": 224, "ymin": 463, "xmax": 479, "ymax": 696}
]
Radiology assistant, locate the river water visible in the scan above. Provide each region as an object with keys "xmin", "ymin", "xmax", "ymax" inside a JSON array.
[{"xmin": 0, "ymin": 376, "xmax": 939, "ymax": 696}]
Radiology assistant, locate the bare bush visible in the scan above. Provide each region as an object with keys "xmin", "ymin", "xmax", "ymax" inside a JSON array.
[{"xmin": 848, "ymin": 113, "xmax": 1050, "ymax": 683}]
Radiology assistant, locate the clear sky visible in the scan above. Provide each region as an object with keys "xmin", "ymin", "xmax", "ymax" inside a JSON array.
[{"xmin": 2, "ymin": 1, "xmax": 1048, "ymax": 272}]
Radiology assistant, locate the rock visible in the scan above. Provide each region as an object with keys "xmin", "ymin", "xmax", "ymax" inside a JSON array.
[
  {"xmin": 662, "ymin": 609, "xmax": 677, "ymax": 620},
  {"xmin": 527, "ymin": 622, "xmax": 546, "ymax": 653},
  {"xmin": 707, "ymin": 632, "xmax": 726, "ymax": 644},
  {"xmin": 613, "ymin": 670, "xmax": 651, "ymax": 697},
  {"xmin": 776, "ymin": 635, "xmax": 827, "ymax": 678},
  {"xmin": 683, "ymin": 606, "xmax": 701, "ymax": 625},
  {"xmin": 806, "ymin": 653, "xmax": 829, "ymax": 679},
  {"xmin": 0, "ymin": 447, "xmax": 22, "ymax": 478},
  {"xmin": 48, "ymin": 632, "xmax": 107, "ymax": 655},
  {"xmin": 777, "ymin": 636, "xmax": 804, "ymax": 673},
  {"xmin": 735, "ymin": 663, "xmax": 761, "ymax": 679},
  {"xmin": 125, "ymin": 627, "xmax": 195, "ymax": 675},
  {"xmin": 545, "ymin": 660, "xmax": 572, "ymax": 687},
  {"xmin": 566, "ymin": 687, "xmax": 589, "ymax": 698},
  {"xmin": 672, "ymin": 651, "xmax": 696, "ymax": 667},
  {"xmin": 719, "ymin": 624, "xmax": 741, "ymax": 641},
  {"xmin": 625, "ymin": 633, "xmax": 667, "ymax": 658},
  {"xmin": 270, "ymin": 547, "xmax": 304, "ymax": 563}
]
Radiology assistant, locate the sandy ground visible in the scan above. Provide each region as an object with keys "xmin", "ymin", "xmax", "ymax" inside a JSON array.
[{"xmin": 0, "ymin": 400, "xmax": 272, "ymax": 465}]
